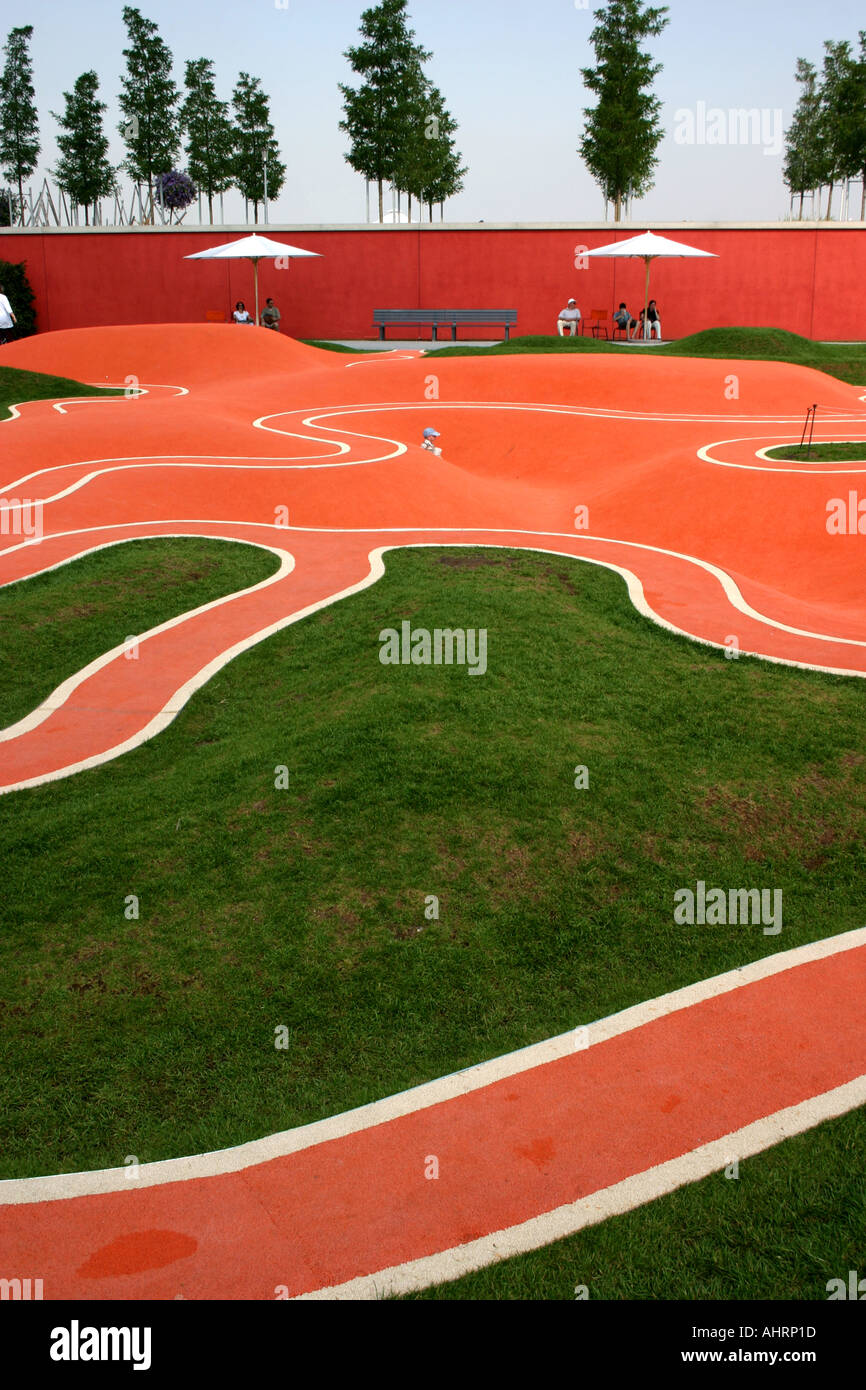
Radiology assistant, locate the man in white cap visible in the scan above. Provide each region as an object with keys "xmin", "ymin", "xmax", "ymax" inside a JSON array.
[
  {"xmin": 557, "ymin": 299, "xmax": 581, "ymax": 337},
  {"xmin": 421, "ymin": 426, "xmax": 442, "ymax": 457}
]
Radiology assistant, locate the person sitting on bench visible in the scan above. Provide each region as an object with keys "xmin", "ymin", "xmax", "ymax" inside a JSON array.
[
  {"xmin": 557, "ymin": 299, "xmax": 581, "ymax": 337},
  {"xmin": 647, "ymin": 300, "xmax": 662, "ymax": 340}
]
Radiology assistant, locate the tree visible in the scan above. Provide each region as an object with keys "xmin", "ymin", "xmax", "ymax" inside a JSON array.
[
  {"xmin": 0, "ymin": 258, "xmax": 36, "ymax": 336},
  {"xmin": 118, "ymin": 6, "xmax": 181, "ymax": 219},
  {"xmin": 0, "ymin": 187, "xmax": 20, "ymax": 225},
  {"xmin": 51, "ymin": 71, "xmax": 115, "ymax": 225},
  {"xmin": 416, "ymin": 88, "xmax": 466, "ymax": 219},
  {"xmin": 231, "ymin": 73, "xmax": 285, "ymax": 223},
  {"xmin": 180, "ymin": 58, "xmax": 235, "ymax": 223},
  {"xmin": 579, "ymin": 0, "xmax": 669, "ymax": 222},
  {"xmin": 0, "ymin": 26, "xmax": 40, "ymax": 224},
  {"xmin": 389, "ymin": 65, "xmax": 466, "ymax": 221},
  {"xmin": 784, "ymin": 60, "xmax": 823, "ymax": 219},
  {"xmin": 817, "ymin": 40, "xmax": 857, "ymax": 219},
  {"xmin": 339, "ymin": 0, "xmax": 430, "ymax": 221},
  {"xmin": 834, "ymin": 33, "xmax": 866, "ymax": 220}
]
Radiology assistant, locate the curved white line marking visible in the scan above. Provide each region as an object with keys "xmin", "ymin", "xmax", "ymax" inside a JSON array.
[
  {"xmin": 699, "ymin": 434, "xmax": 866, "ymax": 473},
  {"xmin": 2, "ymin": 926, "xmax": 864, "ymax": 1204},
  {"xmin": 1, "ymin": 381, "xmax": 188, "ymax": 423}
]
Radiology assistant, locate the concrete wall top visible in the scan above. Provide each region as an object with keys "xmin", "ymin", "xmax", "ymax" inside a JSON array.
[{"xmin": 3, "ymin": 221, "xmax": 866, "ymax": 235}]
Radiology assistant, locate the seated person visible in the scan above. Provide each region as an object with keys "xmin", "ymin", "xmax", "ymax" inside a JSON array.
[
  {"xmin": 632, "ymin": 308, "xmax": 647, "ymax": 340},
  {"xmin": 613, "ymin": 303, "xmax": 631, "ymax": 336},
  {"xmin": 261, "ymin": 298, "xmax": 281, "ymax": 331},
  {"xmin": 557, "ymin": 299, "xmax": 581, "ymax": 337},
  {"xmin": 647, "ymin": 300, "xmax": 662, "ymax": 339},
  {"xmin": 232, "ymin": 301, "xmax": 254, "ymax": 324}
]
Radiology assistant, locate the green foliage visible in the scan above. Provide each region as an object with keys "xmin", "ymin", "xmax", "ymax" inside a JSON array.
[
  {"xmin": 579, "ymin": 0, "xmax": 669, "ymax": 221},
  {"xmin": 0, "ymin": 25, "xmax": 40, "ymax": 216},
  {"xmin": 0, "ymin": 259, "xmax": 36, "ymax": 337},
  {"xmin": 0, "ymin": 187, "xmax": 19, "ymax": 225},
  {"xmin": 340, "ymin": 0, "xmax": 454, "ymax": 221},
  {"xmin": 50, "ymin": 71, "xmax": 116, "ymax": 224},
  {"xmin": 231, "ymin": 72, "xmax": 285, "ymax": 223},
  {"xmin": 118, "ymin": 5, "xmax": 181, "ymax": 211},
  {"xmin": 181, "ymin": 58, "xmax": 235, "ymax": 223}
]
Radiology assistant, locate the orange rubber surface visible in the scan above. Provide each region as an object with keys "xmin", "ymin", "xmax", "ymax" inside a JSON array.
[{"xmin": 2, "ymin": 326, "xmax": 865, "ymax": 1298}]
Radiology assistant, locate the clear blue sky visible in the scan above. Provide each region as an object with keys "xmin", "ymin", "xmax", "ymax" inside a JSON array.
[{"xmin": 13, "ymin": 0, "xmax": 866, "ymax": 222}]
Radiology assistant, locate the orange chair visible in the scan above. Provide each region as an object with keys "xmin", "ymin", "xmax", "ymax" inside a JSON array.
[
  {"xmin": 205, "ymin": 310, "xmax": 226, "ymax": 323},
  {"xmin": 587, "ymin": 309, "xmax": 609, "ymax": 339}
]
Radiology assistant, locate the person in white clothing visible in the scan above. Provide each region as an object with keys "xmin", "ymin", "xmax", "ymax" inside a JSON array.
[
  {"xmin": 0, "ymin": 284, "xmax": 17, "ymax": 344},
  {"xmin": 232, "ymin": 300, "xmax": 253, "ymax": 324},
  {"xmin": 557, "ymin": 299, "xmax": 581, "ymax": 337}
]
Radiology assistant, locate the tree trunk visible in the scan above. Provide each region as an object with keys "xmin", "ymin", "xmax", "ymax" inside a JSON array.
[
  {"xmin": 407, "ymin": 193, "xmax": 412, "ymax": 222},
  {"xmin": 17, "ymin": 174, "xmax": 24, "ymax": 224},
  {"xmin": 798, "ymin": 190, "xmax": 804, "ymax": 219},
  {"xmin": 208, "ymin": 192, "xmax": 214, "ymax": 223},
  {"xmin": 378, "ymin": 178, "xmax": 383, "ymax": 222},
  {"xmin": 85, "ymin": 205, "xmax": 90, "ymax": 226},
  {"xmin": 825, "ymin": 180, "xmax": 834, "ymax": 219},
  {"xmin": 614, "ymin": 190, "xmax": 622, "ymax": 222}
]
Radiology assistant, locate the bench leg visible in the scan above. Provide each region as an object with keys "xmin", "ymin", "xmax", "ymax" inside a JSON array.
[
  {"xmin": 504, "ymin": 324, "xmax": 510, "ymax": 341},
  {"xmin": 451, "ymin": 323, "xmax": 457, "ymax": 341},
  {"xmin": 431, "ymin": 324, "xmax": 437, "ymax": 341},
  {"xmin": 378, "ymin": 325, "xmax": 385, "ymax": 341}
]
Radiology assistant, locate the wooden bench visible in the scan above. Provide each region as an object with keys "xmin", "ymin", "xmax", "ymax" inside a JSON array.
[{"xmin": 373, "ymin": 308, "xmax": 517, "ymax": 342}]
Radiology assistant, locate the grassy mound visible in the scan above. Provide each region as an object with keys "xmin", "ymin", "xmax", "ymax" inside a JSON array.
[
  {"xmin": 2, "ymin": 545, "xmax": 865, "ymax": 1184},
  {"xmin": 0, "ymin": 365, "xmax": 120, "ymax": 420},
  {"xmin": 667, "ymin": 326, "xmax": 816, "ymax": 358}
]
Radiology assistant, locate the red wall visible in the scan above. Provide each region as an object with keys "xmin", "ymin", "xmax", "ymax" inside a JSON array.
[{"xmin": 0, "ymin": 224, "xmax": 863, "ymax": 342}]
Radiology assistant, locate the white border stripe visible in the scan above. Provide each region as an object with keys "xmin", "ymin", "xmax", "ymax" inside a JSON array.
[
  {"xmin": 299, "ymin": 1077, "xmax": 866, "ymax": 1300},
  {"xmin": 2, "ymin": 927, "xmax": 863, "ymax": 1205}
]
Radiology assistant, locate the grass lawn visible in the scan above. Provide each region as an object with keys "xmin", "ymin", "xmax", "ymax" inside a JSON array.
[
  {"xmin": 2, "ymin": 351, "xmax": 864, "ymax": 1301},
  {"xmin": 765, "ymin": 442, "xmax": 866, "ymax": 463},
  {"xmin": 428, "ymin": 327, "xmax": 866, "ymax": 387},
  {"xmin": 0, "ymin": 538, "xmax": 279, "ymax": 729},
  {"xmin": 1, "ymin": 546, "xmax": 865, "ymax": 1205},
  {"xmin": 0, "ymin": 365, "xmax": 119, "ymax": 421}
]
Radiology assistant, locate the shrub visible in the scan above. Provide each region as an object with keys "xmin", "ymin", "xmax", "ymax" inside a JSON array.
[{"xmin": 0, "ymin": 260, "xmax": 36, "ymax": 337}]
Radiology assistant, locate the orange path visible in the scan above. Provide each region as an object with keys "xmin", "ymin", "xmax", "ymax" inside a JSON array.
[
  {"xmin": 2, "ymin": 326, "xmax": 865, "ymax": 1296},
  {"xmin": 1, "ymin": 944, "xmax": 864, "ymax": 1298}
]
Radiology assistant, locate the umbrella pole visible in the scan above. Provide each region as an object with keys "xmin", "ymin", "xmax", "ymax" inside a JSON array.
[
  {"xmin": 644, "ymin": 257, "xmax": 651, "ymax": 341},
  {"xmin": 253, "ymin": 259, "xmax": 260, "ymax": 326}
]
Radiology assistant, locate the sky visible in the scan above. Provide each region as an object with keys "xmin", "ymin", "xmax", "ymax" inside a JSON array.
[{"xmin": 11, "ymin": 0, "xmax": 866, "ymax": 224}]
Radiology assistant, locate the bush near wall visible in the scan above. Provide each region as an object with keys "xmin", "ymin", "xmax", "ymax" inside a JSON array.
[{"xmin": 0, "ymin": 261, "xmax": 36, "ymax": 337}]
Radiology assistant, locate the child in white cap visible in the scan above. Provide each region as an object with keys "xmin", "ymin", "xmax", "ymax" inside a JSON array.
[{"xmin": 422, "ymin": 426, "xmax": 442, "ymax": 457}]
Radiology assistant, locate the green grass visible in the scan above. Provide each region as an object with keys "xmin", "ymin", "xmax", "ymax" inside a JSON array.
[
  {"xmin": 0, "ymin": 365, "xmax": 120, "ymax": 421},
  {"xmin": 765, "ymin": 441, "xmax": 866, "ymax": 462},
  {"xmin": 1, "ymin": 545, "xmax": 865, "ymax": 1200},
  {"xmin": 301, "ymin": 339, "xmax": 369, "ymax": 353},
  {"xmin": 399, "ymin": 1105, "xmax": 866, "ymax": 1300},
  {"xmin": 428, "ymin": 326, "xmax": 866, "ymax": 385},
  {"xmin": 0, "ymin": 538, "xmax": 280, "ymax": 728}
]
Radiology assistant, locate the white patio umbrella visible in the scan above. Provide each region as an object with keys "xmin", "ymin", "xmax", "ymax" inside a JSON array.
[
  {"xmin": 184, "ymin": 233, "xmax": 321, "ymax": 326},
  {"xmin": 585, "ymin": 231, "xmax": 717, "ymax": 340}
]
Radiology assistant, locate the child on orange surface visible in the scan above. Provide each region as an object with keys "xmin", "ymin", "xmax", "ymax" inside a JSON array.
[{"xmin": 421, "ymin": 426, "xmax": 442, "ymax": 456}]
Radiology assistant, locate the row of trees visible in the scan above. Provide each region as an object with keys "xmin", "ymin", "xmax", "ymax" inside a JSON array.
[
  {"xmin": 339, "ymin": 0, "xmax": 465, "ymax": 221},
  {"xmin": 784, "ymin": 34, "xmax": 866, "ymax": 220},
  {"xmin": 0, "ymin": 9, "xmax": 285, "ymax": 226}
]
